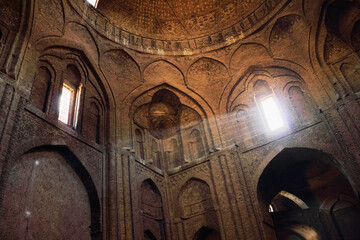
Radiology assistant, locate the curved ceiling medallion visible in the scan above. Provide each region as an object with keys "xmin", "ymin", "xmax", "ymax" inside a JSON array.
[{"xmin": 69, "ymin": 0, "xmax": 288, "ymax": 55}]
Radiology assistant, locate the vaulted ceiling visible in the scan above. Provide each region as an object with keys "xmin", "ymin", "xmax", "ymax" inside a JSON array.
[{"xmin": 96, "ymin": 0, "xmax": 264, "ymax": 40}]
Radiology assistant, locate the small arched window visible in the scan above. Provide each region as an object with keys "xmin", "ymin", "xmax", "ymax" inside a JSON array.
[
  {"xmin": 58, "ymin": 65, "xmax": 83, "ymax": 129},
  {"xmin": 190, "ymin": 129, "xmax": 205, "ymax": 160},
  {"xmin": 90, "ymin": 102, "xmax": 101, "ymax": 143},
  {"xmin": 135, "ymin": 129, "xmax": 145, "ymax": 159},
  {"xmin": 31, "ymin": 66, "xmax": 52, "ymax": 112},
  {"xmin": 235, "ymin": 109, "xmax": 253, "ymax": 146},
  {"xmin": 256, "ymin": 94, "xmax": 288, "ymax": 133},
  {"xmin": 151, "ymin": 139, "xmax": 161, "ymax": 169},
  {"xmin": 169, "ymin": 138, "xmax": 181, "ymax": 168},
  {"xmin": 288, "ymin": 86, "xmax": 315, "ymax": 124}
]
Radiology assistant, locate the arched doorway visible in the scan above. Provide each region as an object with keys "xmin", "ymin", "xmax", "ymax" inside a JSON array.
[
  {"xmin": 257, "ymin": 148, "xmax": 360, "ymax": 239},
  {"xmin": 193, "ymin": 227, "xmax": 221, "ymax": 240},
  {"xmin": 0, "ymin": 146, "xmax": 101, "ymax": 239}
]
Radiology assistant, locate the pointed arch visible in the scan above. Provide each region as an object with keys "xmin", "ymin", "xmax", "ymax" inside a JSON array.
[
  {"xmin": 178, "ymin": 178, "xmax": 213, "ymax": 219},
  {"xmin": 187, "ymin": 57, "xmax": 230, "ymax": 107},
  {"xmin": 140, "ymin": 179, "xmax": 163, "ymax": 215},
  {"xmin": 139, "ymin": 179, "xmax": 165, "ymax": 240},
  {"xmin": 143, "ymin": 59, "xmax": 185, "ymax": 86},
  {"xmin": 123, "ymin": 83, "xmax": 219, "ymax": 151},
  {"xmin": 0, "ymin": 143, "xmax": 101, "ymax": 237},
  {"xmin": 35, "ymin": 45, "xmax": 115, "ymax": 111},
  {"xmin": 4, "ymin": 0, "xmax": 34, "ymax": 78},
  {"xmin": 256, "ymin": 147, "xmax": 359, "ymax": 240}
]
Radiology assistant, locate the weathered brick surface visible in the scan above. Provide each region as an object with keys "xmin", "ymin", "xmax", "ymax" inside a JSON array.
[{"xmin": 0, "ymin": 0, "xmax": 359, "ymax": 239}]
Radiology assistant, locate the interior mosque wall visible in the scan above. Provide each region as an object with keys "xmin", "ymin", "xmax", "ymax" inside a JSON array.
[{"xmin": 0, "ymin": 0, "xmax": 359, "ymax": 239}]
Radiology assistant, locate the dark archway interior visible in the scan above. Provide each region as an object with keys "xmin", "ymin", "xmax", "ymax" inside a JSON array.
[
  {"xmin": 258, "ymin": 148, "xmax": 360, "ymax": 240},
  {"xmin": 193, "ymin": 227, "xmax": 221, "ymax": 240}
]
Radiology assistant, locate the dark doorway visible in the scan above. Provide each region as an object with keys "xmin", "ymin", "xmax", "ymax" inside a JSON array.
[
  {"xmin": 257, "ymin": 148, "xmax": 360, "ymax": 239},
  {"xmin": 193, "ymin": 227, "xmax": 221, "ymax": 240}
]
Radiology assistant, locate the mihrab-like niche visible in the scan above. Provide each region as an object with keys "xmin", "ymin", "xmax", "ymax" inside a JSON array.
[{"xmin": 133, "ymin": 89, "xmax": 208, "ymax": 170}]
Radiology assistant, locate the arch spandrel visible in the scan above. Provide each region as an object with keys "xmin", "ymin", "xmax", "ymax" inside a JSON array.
[
  {"xmin": 187, "ymin": 57, "xmax": 230, "ymax": 109},
  {"xmin": 144, "ymin": 60, "xmax": 186, "ymax": 86}
]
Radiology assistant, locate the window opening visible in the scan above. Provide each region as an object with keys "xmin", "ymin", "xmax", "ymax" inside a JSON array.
[
  {"xmin": 58, "ymin": 84, "xmax": 74, "ymax": 124},
  {"xmin": 58, "ymin": 83, "xmax": 82, "ymax": 127},
  {"xmin": 255, "ymin": 92, "xmax": 288, "ymax": 133},
  {"xmin": 269, "ymin": 204, "xmax": 274, "ymax": 212},
  {"xmin": 260, "ymin": 96, "xmax": 285, "ymax": 131},
  {"xmin": 86, "ymin": 0, "xmax": 99, "ymax": 8},
  {"xmin": 73, "ymin": 84, "xmax": 82, "ymax": 129}
]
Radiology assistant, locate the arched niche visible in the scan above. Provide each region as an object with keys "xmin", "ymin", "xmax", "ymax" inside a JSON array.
[
  {"xmin": 189, "ymin": 129, "xmax": 205, "ymax": 160},
  {"xmin": 186, "ymin": 57, "xmax": 229, "ymax": 108},
  {"xmin": 82, "ymin": 96, "xmax": 105, "ymax": 144},
  {"xmin": 324, "ymin": 0, "xmax": 360, "ymax": 41},
  {"xmin": 38, "ymin": 46, "xmax": 112, "ymax": 112},
  {"xmin": 226, "ymin": 68, "xmax": 319, "ymax": 149},
  {"xmin": 140, "ymin": 179, "xmax": 165, "ymax": 240},
  {"xmin": 230, "ymin": 105, "xmax": 256, "ymax": 149},
  {"xmin": 322, "ymin": 1, "xmax": 360, "ymax": 96},
  {"xmin": 135, "ymin": 128, "xmax": 145, "ymax": 159},
  {"xmin": 31, "ymin": 47, "xmax": 111, "ymax": 146},
  {"xmin": 178, "ymin": 178, "xmax": 220, "ymax": 240},
  {"xmin": 227, "ymin": 72, "xmax": 278, "ymax": 146},
  {"xmin": 269, "ymin": 15, "xmax": 309, "ymax": 63},
  {"xmin": 132, "ymin": 88, "xmax": 209, "ymax": 170},
  {"xmin": 0, "ymin": 145, "xmax": 101, "ymax": 239},
  {"xmin": 127, "ymin": 83, "xmax": 216, "ymax": 154},
  {"xmin": 179, "ymin": 178, "xmax": 213, "ymax": 219},
  {"xmin": 288, "ymin": 86, "xmax": 316, "ymax": 124},
  {"xmin": 166, "ymin": 138, "xmax": 181, "ymax": 168},
  {"xmin": 150, "ymin": 139, "xmax": 161, "ymax": 169},
  {"xmin": 30, "ymin": 65, "xmax": 53, "ymax": 112},
  {"xmin": 257, "ymin": 148, "xmax": 359, "ymax": 240}
]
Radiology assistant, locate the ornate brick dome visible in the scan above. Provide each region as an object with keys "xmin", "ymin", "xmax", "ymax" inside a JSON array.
[
  {"xmin": 70, "ymin": 0, "xmax": 287, "ymax": 54},
  {"xmin": 96, "ymin": 0, "xmax": 262, "ymax": 40}
]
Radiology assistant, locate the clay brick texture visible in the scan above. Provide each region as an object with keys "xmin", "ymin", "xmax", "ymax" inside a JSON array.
[{"xmin": 0, "ymin": 0, "xmax": 359, "ymax": 239}]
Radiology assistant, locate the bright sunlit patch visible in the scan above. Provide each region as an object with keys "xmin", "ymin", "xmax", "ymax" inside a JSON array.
[
  {"xmin": 73, "ymin": 84, "xmax": 82, "ymax": 129},
  {"xmin": 260, "ymin": 96, "xmax": 285, "ymax": 131},
  {"xmin": 25, "ymin": 210, "xmax": 31, "ymax": 217},
  {"xmin": 58, "ymin": 85, "xmax": 73, "ymax": 124},
  {"xmin": 86, "ymin": 0, "xmax": 98, "ymax": 8},
  {"xmin": 269, "ymin": 204, "xmax": 274, "ymax": 212}
]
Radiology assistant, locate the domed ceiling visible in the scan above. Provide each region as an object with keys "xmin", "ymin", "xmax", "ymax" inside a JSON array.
[
  {"xmin": 70, "ymin": 0, "xmax": 288, "ymax": 54},
  {"xmin": 96, "ymin": 0, "xmax": 263, "ymax": 40}
]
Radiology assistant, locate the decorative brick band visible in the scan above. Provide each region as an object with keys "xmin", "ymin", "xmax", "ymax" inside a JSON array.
[{"xmin": 69, "ymin": 0, "xmax": 288, "ymax": 55}]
